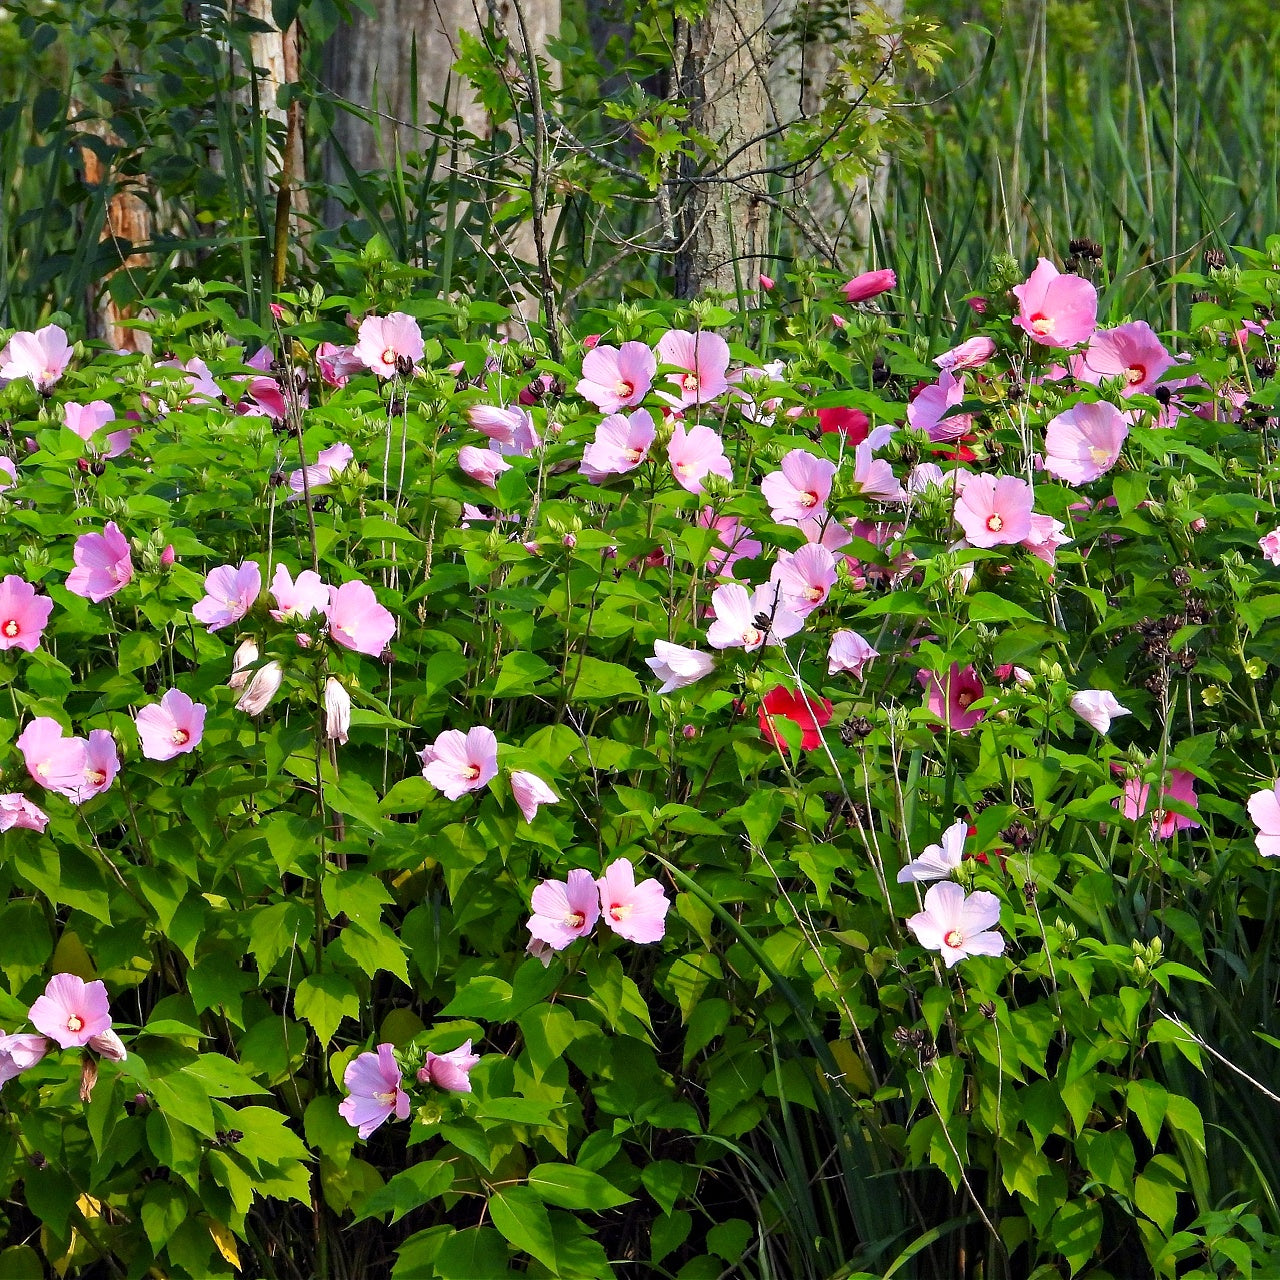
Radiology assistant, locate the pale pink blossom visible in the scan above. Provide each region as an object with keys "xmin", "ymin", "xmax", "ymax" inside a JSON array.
[
  {"xmin": 468, "ymin": 405, "xmax": 540, "ymax": 456},
  {"xmin": 1043, "ymin": 401, "xmax": 1129, "ymax": 484},
  {"xmin": 288, "ymin": 442, "xmax": 353, "ymax": 497},
  {"xmin": 324, "ymin": 679, "xmax": 351, "ymax": 745},
  {"xmin": 0, "ymin": 793, "xmax": 47, "ymax": 833},
  {"xmin": 154, "ymin": 356, "xmax": 221, "ymax": 404},
  {"xmin": 528, "ymin": 868, "xmax": 600, "ymax": 951},
  {"xmin": 840, "ymin": 269, "xmax": 896, "ymax": 304},
  {"xmin": 136, "ymin": 689, "xmax": 205, "ymax": 760},
  {"xmin": 510, "ymin": 770, "xmax": 558, "ymax": 823},
  {"xmin": 1070, "ymin": 690, "xmax": 1130, "ymax": 735},
  {"xmin": 656, "ymin": 330, "xmax": 731, "ymax": 405},
  {"xmin": 907, "ymin": 370, "xmax": 972, "ymax": 441},
  {"xmin": 1260, "ymin": 528, "xmax": 1280, "ymax": 565},
  {"xmin": 897, "ymin": 820, "xmax": 968, "ymax": 883},
  {"xmin": 827, "ymin": 630, "xmax": 878, "ymax": 678},
  {"xmin": 418, "ymin": 1041, "xmax": 480, "ymax": 1093},
  {"xmin": 918, "ymin": 664, "xmax": 986, "ymax": 733},
  {"xmin": 339, "ymin": 1043, "xmax": 410, "ymax": 1138},
  {"xmin": 597, "ymin": 858, "xmax": 670, "ymax": 943},
  {"xmin": 89, "ymin": 1028, "xmax": 127, "ymax": 1062},
  {"xmin": 850, "ymin": 440, "xmax": 905, "ymax": 502},
  {"xmin": 0, "ymin": 1031, "xmax": 49, "ymax": 1084},
  {"xmin": 316, "ymin": 342, "xmax": 364, "ymax": 388},
  {"xmin": 16, "ymin": 718, "xmax": 88, "ymax": 799},
  {"xmin": 705, "ymin": 582, "xmax": 803, "ymax": 651},
  {"xmin": 29, "ymin": 974, "xmax": 112, "ymax": 1048},
  {"xmin": 770, "ymin": 543, "xmax": 838, "ymax": 617},
  {"xmin": 64, "ymin": 401, "xmax": 131, "ymax": 458},
  {"xmin": 421, "ymin": 727, "xmax": 499, "ymax": 800},
  {"xmin": 646, "ymin": 641, "xmax": 715, "ymax": 693},
  {"xmin": 0, "ymin": 324, "xmax": 72, "ymax": 392},
  {"xmin": 760, "ymin": 449, "xmax": 838, "ymax": 522},
  {"xmin": 228, "ymin": 639, "xmax": 258, "ymax": 691},
  {"xmin": 954, "ymin": 473, "xmax": 1034, "ymax": 548},
  {"xmin": 326, "ymin": 580, "xmax": 395, "ymax": 656},
  {"xmin": 1247, "ymin": 781, "xmax": 1280, "ymax": 858},
  {"xmin": 580, "ymin": 409, "xmax": 656, "ymax": 482},
  {"xmin": 906, "ymin": 462, "xmax": 950, "ymax": 496},
  {"xmin": 1074, "ymin": 321, "xmax": 1173, "ymax": 394},
  {"xmin": 235, "ymin": 660, "xmax": 284, "ymax": 716},
  {"xmin": 78, "ymin": 730, "xmax": 118, "ymax": 802},
  {"xmin": 667, "ymin": 423, "xmax": 732, "ymax": 494},
  {"xmin": 66, "ymin": 522, "xmax": 133, "ymax": 602},
  {"xmin": 0, "ymin": 575, "xmax": 53, "ymax": 652},
  {"xmin": 700, "ymin": 511, "xmax": 761, "ymax": 578},
  {"xmin": 354, "ymin": 312, "xmax": 424, "ymax": 379},
  {"xmin": 1021, "ymin": 514, "xmax": 1070, "ymax": 567},
  {"xmin": 458, "ymin": 444, "xmax": 512, "ymax": 488},
  {"xmin": 269, "ymin": 564, "xmax": 329, "ymax": 622},
  {"xmin": 0, "ymin": 457, "xmax": 15, "ymax": 489},
  {"xmin": 576, "ymin": 342, "xmax": 657, "ymax": 412},
  {"xmin": 1012, "ymin": 258, "xmax": 1098, "ymax": 348},
  {"xmin": 193, "ymin": 561, "xmax": 260, "ymax": 631},
  {"xmin": 934, "ymin": 336, "xmax": 996, "ymax": 372},
  {"xmin": 906, "ymin": 881, "xmax": 1004, "ymax": 968}
]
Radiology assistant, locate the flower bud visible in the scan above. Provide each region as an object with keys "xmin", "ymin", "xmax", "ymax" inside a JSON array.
[
  {"xmin": 228, "ymin": 639, "xmax": 259, "ymax": 691},
  {"xmin": 324, "ymin": 677, "xmax": 351, "ymax": 745},
  {"xmin": 236, "ymin": 660, "xmax": 284, "ymax": 715}
]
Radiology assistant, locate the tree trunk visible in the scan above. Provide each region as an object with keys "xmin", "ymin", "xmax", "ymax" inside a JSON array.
[{"xmin": 674, "ymin": 0, "xmax": 770, "ymax": 300}]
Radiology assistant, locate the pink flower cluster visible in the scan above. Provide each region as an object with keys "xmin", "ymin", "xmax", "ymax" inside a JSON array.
[
  {"xmin": 526, "ymin": 858, "xmax": 670, "ymax": 957},
  {"xmin": 339, "ymin": 1038, "xmax": 480, "ymax": 1139},
  {"xmin": 419, "ymin": 726, "xmax": 558, "ymax": 822},
  {"xmin": 16, "ymin": 718, "xmax": 117, "ymax": 805}
]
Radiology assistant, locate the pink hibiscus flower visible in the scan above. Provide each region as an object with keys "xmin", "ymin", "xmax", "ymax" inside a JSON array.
[
  {"xmin": 700, "ymin": 511, "xmax": 761, "ymax": 579},
  {"xmin": 907, "ymin": 370, "xmax": 972, "ymax": 441},
  {"xmin": 509, "ymin": 771, "xmax": 558, "ymax": 823},
  {"xmin": 1043, "ymin": 401, "xmax": 1129, "ymax": 484},
  {"xmin": 760, "ymin": 449, "xmax": 838, "ymax": 522},
  {"xmin": 64, "ymin": 401, "xmax": 132, "ymax": 458},
  {"xmin": 0, "ymin": 457, "xmax": 16, "ymax": 489},
  {"xmin": 1012, "ymin": 258, "xmax": 1098, "ymax": 348},
  {"xmin": 1260, "ymin": 528, "xmax": 1280, "ymax": 565},
  {"xmin": 918, "ymin": 664, "xmax": 986, "ymax": 733},
  {"xmin": 906, "ymin": 881, "xmax": 1004, "ymax": 968},
  {"xmin": 420, "ymin": 727, "xmax": 499, "ymax": 800},
  {"xmin": 193, "ymin": 561, "xmax": 261, "ymax": 631},
  {"xmin": 458, "ymin": 444, "xmax": 512, "ymax": 489},
  {"xmin": 1116, "ymin": 767, "xmax": 1200, "ymax": 839},
  {"xmin": 770, "ymin": 543, "xmax": 838, "ymax": 617},
  {"xmin": 667, "ymin": 423, "xmax": 732, "ymax": 494},
  {"xmin": 528, "ymin": 868, "xmax": 601, "ymax": 950},
  {"xmin": 288, "ymin": 442, "xmax": 353, "ymax": 497},
  {"xmin": 468, "ymin": 405, "xmax": 540, "ymax": 456},
  {"xmin": 316, "ymin": 342, "xmax": 364, "ymax": 388},
  {"xmin": 269, "ymin": 564, "xmax": 329, "ymax": 622},
  {"xmin": 646, "ymin": 641, "xmax": 715, "ymax": 694},
  {"xmin": 1069, "ymin": 690, "xmax": 1130, "ymax": 735},
  {"xmin": 580, "ymin": 409, "xmax": 656, "ymax": 483},
  {"xmin": 0, "ymin": 794, "xmax": 48, "ymax": 833},
  {"xmin": 576, "ymin": 342, "xmax": 657, "ymax": 412},
  {"xmin": 934, "ymin": 336, "xmax": 996, "ymax": 372},
  {"xmin": 326, "ymin": 580, "xmax": 395, "ymax": 656},
  {"xmin": 1020, "ymin": 514, "xmax": 1070, "ymax": 567},
  {"xmin": 850, "ymin": 439, "xmax": 905, "ymax": 502},
  {"xmin": 596, "ymin": 858, "xmax": 670, "ymax": 943},
  {"xmin": 339, "ymin": 1043, "xmax": 410, "ymax": 1138},
  {"xmin": 1073, "ymin": 321, "xmax": 1173, "ymax": 395},
  {"xmin": 354, "ymin": 313, "xmax": 425, "ymax": 379},
  {"xmin": 897, "ymin": 820, "xmax": 968, "ymax": 883},
  {"xmin": 0, "ymin": 324, "xmax": 72, "ymax": 392},
  {"xmin": 827, "ymin": 630, "xmax": 878, "ymax": 677},
  {"xmin": 81, "ymin": 731, "xmax": 118, "ymax": 801},
  {"xmin": 418, "ymin": 1041, "xmax": 480, "ymax": 1093},
  {"xmin": 840, "ymin": 268, "xmax": 896, "ymax": 304},
  {"xmin": 1248, "ymin": 781, "xmax": 1280, "ymax": 858},
  {"xmin": 16, "ymin": 718, "xmax": 89, "ymax": 800},
  {"xmin": 0, "ymin": 1030, "xmax": 49, "ymax": 1085},
  {"xmin": 66, "ymin": 522, "xmax": 133, "ymax": 602},
  {"xmin": 656, "ymin": 330, "xmax": 731, "ymax": 405},
  {"xmin": 705, "ymin": 581, "xmax": 803, "ymax": 651},
  {"xmin": 235, "ymin": 660, "xmax": 283, "ymax": 716},
  {"xmin": 29, "ymin": 973, "xmax": 112, "ymax": 1048},
  {"xmin": 0, "ymin": 575, "xmax": 53, "ymax": 652},
  {"xmin": 954, "ymin": 473, "xmax": 1034, "ymax": 548},
  {"xmin": 136, "ymin": 689, "xmax": 206, "ymax": 761}
]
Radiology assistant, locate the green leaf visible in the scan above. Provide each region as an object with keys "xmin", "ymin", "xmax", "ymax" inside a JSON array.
[
  {"xmin": 294, "ymin": 973, "xmax": 359, "ymax": 1047},
  {"xmin": 493, "ymin": 650, "xmax": 553, "ymax": 696},
  {"xmin": 967, "ymin": 591, "xmax": 1037, "ymax": 623},
  {"xmin": 527, "ymin": 1164, "xmax": 633, "ymax": 1211},
  {"xmin": 1126, "ymin": 1079, "xmax": 1169, "ymax": 1147},
  {"xmin": 1049, "ymin": 1198, "xmax": 1102, "ymax": 1277},
  {"xmin": 489, "ymin": 1186, "xmax": 558, "ymax": 1270},
  {"xmin": 565, "ymin": 656, "xmax": 642, "ymax": 702},
  {"xmin": 355, "ymin": 1159, "xmax": 454, "ymax": 1224}
]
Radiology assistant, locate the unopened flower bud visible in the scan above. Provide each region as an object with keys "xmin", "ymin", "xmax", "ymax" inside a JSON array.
[
  {"xmin": 228, "ymin": 639, "xmax": 259, "ymax": 691},
  {"xmin": 159, "ymin": 544, "xmax": 175, "ymax": 568},
  {"xmin": 236, "ymin": 660, "xmax": 283, "ymax": 715},
  {"xmin": 324, "ymin": 677, "xmax": 351, "ymax": 745}
]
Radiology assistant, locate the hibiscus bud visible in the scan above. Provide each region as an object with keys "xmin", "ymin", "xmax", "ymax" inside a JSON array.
[
  {"xmin": 324, "ymin": 677, "xmax": 351, "ymax": 745},
  {"xmin": 235, "ymin": 659, "xmax": 283, "ymax": 715},
  {"xmin": 159, "ymin": 544, "xmax": 175, "ymax": 568},
  {"xmin": 228, "ymin": 639, "xmax": 259, "ymax": 691},
  {"xmin": 758, "ymin": 274, "xmax": 776, "ymax": 291}
]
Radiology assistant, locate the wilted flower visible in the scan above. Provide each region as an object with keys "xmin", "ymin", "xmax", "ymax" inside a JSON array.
[
  {"xmin": 0, "ymin": 1031, "xmax": 48, "ymax": 1085},
  {"xmin": 0, "ymin": 793, "xmax": 48, "ymax": 833},
  {"xmin": 934, "ymin": 336, "xmax": 996, "ymax": 372},
  {"xmin": 324, "ymin": 678, "xmax": 351, "ymax": 745},
  {"xmin": 458, "ymin": 444, "xmax": 512, "ymax": 489},
  {"xmin": 827, "ymin": 630, "xmax": 878, "ymax": 678},
  {"xmin": 509, "ymin": 770, "xmax": 557, "ymax": 823},
  {"xmin": 1070, "ymin": 689, "xmax": 1131, "ymax": 735},
  {"xmin": 228, "ymin": 639, "xmax": 259, "ymax": 691},
  {"xmin": 235, "ymin": 660, "xmax": 284, "ymax": 715},
  {"xmin": 645, "ymin": 641, "xmax": 715, "ymax": 693}
]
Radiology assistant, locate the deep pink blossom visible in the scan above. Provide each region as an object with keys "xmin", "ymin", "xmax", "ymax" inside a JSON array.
[
  {"xmin": 0, "ymin": 324, "xmax": 71, "ymax": 392},
  {"xmin": 596, "ymin": 858, "xmax": 670, "ymax": 943},
  {"xmin": 1074, "ymin": 321, "xmax": 1173, "ymax": 394},
  {"xmin": 656, "ymin": 330, "xmax": 731, "ymax": 406},
  {"xmin": 1043, "ymin": 401, "xmax": 1129, "ymax": 484},
  {"xmin": 421, "ymin": 727, "xmax": 499, "ymax": 800},
  {"xmin": 528, "ymin": 868, "xmax": 600, "ymax": 950},
  {"xmin": 0, "ymin": 1031, "xmax": 48, "ymax": 1085},
  {"xmin": 458, "ymin": 444, "xmax": 512, "ymax": 488},
  {"xmin": 771, "ymin": 543, "xmax": 838, "ymax": 617},
  {"xmin": 1261, "ymin": 528, "xmax": 1280, "ymax": 565},
  {"xmin": 576, "ymin": 342, "xmax": 656, "ymax": 412},
  {"xmin": 580, "ymin": 410, "xmax": 656, "ymax": 482},
  {"xmin": 1248, "ymin": 781, "xmax": 1280, "ymax": 858},
  {"xmin": 339, "ymin": 1043, "xmax": 410, "ymax": 1138},
  {"xmin": 418, "ymin": 1041, "xmax": 480, "ymax": 1093},
  {"xmin": 0, "ymin": 575, "xmax": 53, "ymax": 652},
  {"xmin": 1070, "ymin": 690, "xmax": 1130, "ymax": 734},
  {"xmin": 918, "ymin": 664, "xmax": 986, "ymax": 733},
  {"xmin": 509, "ymin": 771, "xmax": 558, "ymax": 823},
  {"xmin": 934, "ymin": 336, "xmax": 996, "ymax": 372},
  {"xmin": 906, "ymin": 881, "xmax": 1004, "ymax": 968},
  {"xmin": 288, "ymin": 442, "xmax": 353, "ymax": 498},
  {"xmin": 667, "ymin": 423, "xmax": 732, "ymax": 494},
  {"xmin": 705, "ymin": 582, "xmax": 803, "ymax": 651},
  {"xmin": 193, "ymin": 561, "xmax": 261, "ymax": 631},
  {"xmin": 270, "ymin": 564, "xmax": 329, "ymax": 622},
  {"xmin": 827, "ymin": 630, "xmax": 878, "ymax": 677},
  {"xmin": 354, "ymin": 313, "xmax": 424, "ymax": 379},
  {"xmin": 760, "ymin": 449, "xmax": 838, "ymax": 522},
  {"xmin": 66, "ymin": 522, "xmax": 133, "ymax": 602},
  {"xmin": 954, "ymin": 473, "xmax": 1034, "ymax": 548},
  {"xmin": 897, "ymin": 820, "xmax": 968, "ymax": 883},
  {"xmin": 840, "ymin": 269, "xmax": 896, "ymax": 304},
  {"xmin": 316, "ymin": 343, "xmax": 364, "ymax": 388},
  {"xmin": 29, "ymin": 974, "xmax": 112, "ymax": 1049},
  {"xmin": 646, "ymin": 641, "xmax": 715, "ymax": 693},
  {"xmin": 136, "ymin": 690, "xmax": 205, "ymax": 760},
  {"xmin": 1117, "ymin": 767, "xmax": 1200, "ymax": 839},
  {"xmin": 326, "ymin": 580, "xmax": 395, "ymax": 656},
  {"xmin": 907, "ymin": 371, "xmax": 972, "ymax": 441},
  {"xmin": 1012, "ymin": 259, "xmax": 1098, "ymax": 348},
  {"xmin": 0, "ymin": 794, "xmax": 48, "ymax": 833}
]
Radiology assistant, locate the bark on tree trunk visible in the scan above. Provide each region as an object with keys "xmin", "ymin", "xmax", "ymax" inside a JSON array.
[{"xmin": 674, "ymin": 0, "xmax": 770, "ymax": 300}]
